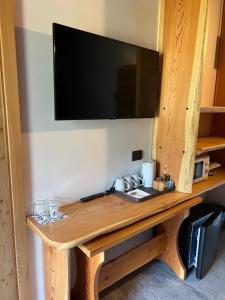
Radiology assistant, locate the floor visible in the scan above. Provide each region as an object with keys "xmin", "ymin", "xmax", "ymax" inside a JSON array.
[{"xmin": 100, "ymin": 233, "xmax": 225, "ymax": 300}]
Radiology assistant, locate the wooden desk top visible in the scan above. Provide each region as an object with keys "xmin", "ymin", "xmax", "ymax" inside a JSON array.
[{"xmin": 27, "ymin": 168, "xmax": 225, "ymax": 250}]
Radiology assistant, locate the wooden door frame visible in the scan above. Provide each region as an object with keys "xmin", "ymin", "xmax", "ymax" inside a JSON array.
[{"xmin": 0, "ymin": 0, "xmax": 29, "ymax": 299}]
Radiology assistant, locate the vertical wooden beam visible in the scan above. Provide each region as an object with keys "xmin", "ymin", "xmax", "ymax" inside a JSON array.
[
  {"xmin": 158, "ymin": 210, "xmax": 190, "ymax": 280},
  {"xmin": 0, "ymin": 62, "xmax": 19, "ymax": 300},
  {"xmin": 153, "ymin": 0, "xmax": 208, "ymax": 193},
  {"xmin": 43, "ymin": 244, "xmax": 71, "ymax": 300},
  {"xmin": 0, "ymin": 0, "xmax": 29, "ymax": 299}
]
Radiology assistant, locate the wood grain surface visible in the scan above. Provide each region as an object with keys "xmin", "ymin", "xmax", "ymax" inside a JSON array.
[
  {"xmin": 43, "ymin": 245, "xmax": 71, "ymax": 300},
  {"xmin": 73, "ymin": 248, "xmax": 105, "ymax": 300},
  {"xmin": 200, "ymin": 0, "xmax": 224, "ymax": 107},
  {"xmin": 200, "ymin": 106, "xmax": 225, "ymax": 113},
  {"xmin": 158, "ymin": 210, "xmax": 189, "ymax": 280},
  {"xmin": 198, "ymin": 114, "xmax": 213, "ymax": 137},
  {"xmin": 27, "ymin": 168, "xmax": 225, "ymax": 250},
  {"xmin": 154, "ymin": 0, "xmax": 208, "ymax": 193},
  {"xmin": 196, "ymin": 136, "xmax": 225, "ymax": 154},
  {"xmin": 0, "ymin": 50, "xmax": 18, "ymax": 300},
  {"xmin": 214, "ymin": 0, "xmax": 225, "ymax": 108},
  {"xmin": 79, "ymin": 197, "xmax": 202, "ymax": 258},
  {"xmin": 0, "ymin": 0, "xmax": 29, "ymax": 298},
  {"xmin": 211, "ymin": 0, "xmax": 225, "ymax": 165}
]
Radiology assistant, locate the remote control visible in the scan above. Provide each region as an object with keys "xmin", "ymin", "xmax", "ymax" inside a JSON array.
[{"xmin": 80, "ymin": 192, "xmax": 105, "ymax": 202}]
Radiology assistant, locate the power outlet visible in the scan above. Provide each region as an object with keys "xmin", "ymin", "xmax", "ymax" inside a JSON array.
[{"xmin": 132, "ymin": 150, "xmax": 143, "ymax": 161}]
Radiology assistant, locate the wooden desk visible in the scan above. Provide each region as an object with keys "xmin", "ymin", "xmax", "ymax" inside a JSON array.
[
  {"xmin": 27, "ymin": 168, "xmax": 225, "ymax": 251},
  {"xmin": 27, "ymin": 169, "xmax": 225, "ymax": 300}
]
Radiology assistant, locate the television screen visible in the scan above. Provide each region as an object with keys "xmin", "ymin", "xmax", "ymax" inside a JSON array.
[{"xmin": 53, "ymin": 23, "xmax": 160, "ymax": 120}]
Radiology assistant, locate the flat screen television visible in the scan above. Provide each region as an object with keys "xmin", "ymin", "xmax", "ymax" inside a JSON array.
[{"xmin": 53, "ymin": 23, "xmax": 160, "ymax": 120}]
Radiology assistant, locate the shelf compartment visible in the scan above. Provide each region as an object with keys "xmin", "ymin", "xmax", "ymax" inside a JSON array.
[
  {"xmin": 193, "ymin": 167, "xmax": 225, "ymax": 194},
  {"xmin": 209, "ymin": 162, "xmax": 222, "ymax": 171},
  {"xmin": 200, "ymin": 106, "xmax": 225, "ymax": 113},
  {"xmin": 196, "ymin": 136, "xmax": 225, "ymax": 155}
]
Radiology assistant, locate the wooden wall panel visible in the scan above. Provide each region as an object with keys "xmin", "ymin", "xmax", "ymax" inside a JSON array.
[
  {"xmin": 0, "ymin": 60, "xmax": 18, "ymax": 300},
  {"xmin": 0, "ymin": 0, "xmax": 29, "ymax": 298},
  {"xmin": 154, "ymin": 0, "xmax": 208, "ymax": 193},
  {"xmin": 198, "ymin": 114, "xmax": 212, "ymax": 137},
  {"xmin": 200, "ymin": 0, "xmax": 224, "ymax": 107},
  {"xmin": 214, "ymin": 0, "xmax": 225, "ymax": 107},
  {"xmin": 212, "ymin": 1, "xmax": 225, "ymax": 166}
]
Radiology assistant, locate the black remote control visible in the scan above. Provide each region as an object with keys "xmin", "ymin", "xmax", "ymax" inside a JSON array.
[{"xmin": 80, "ymin": 192, "xmax": 105, "ymax": 202}]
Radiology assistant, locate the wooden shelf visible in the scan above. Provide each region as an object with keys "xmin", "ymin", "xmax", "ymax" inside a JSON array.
[
  {"xmin": 200, "ymin": 106, "xmax": 225, "ymax": 113},
  {"xmin": 196, "ymin": 136, "xmax": 225, "ymax": 155}
]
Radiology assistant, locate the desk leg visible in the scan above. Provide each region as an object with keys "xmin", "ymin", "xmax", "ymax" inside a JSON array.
[
  {"xmin": 158, "ymin": 209, "xmax": 189, "ymax": 280},
  {"xmin": 73, "ymin": 248, "xmax": 105, "ymax": 300},
  {"xmin": 43, "ymin": 243, "xmax": 71, "ymax": 300}
]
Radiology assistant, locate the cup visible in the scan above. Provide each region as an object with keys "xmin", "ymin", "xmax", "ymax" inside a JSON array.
[
  {"xmin": 141, "ymin": 161, "xmax": 156, "ymax": 188},
  {"xmin": 115, "ymin": 178, "xmax": 129, "ymax": 192},
  {"xmin": 123, "ymin": 176, "xmax": 133, "ymax": 191},
  {"xmin": 131, "ymin": 174, "xmax": 143, "ymax": 188},
  {"xmin": 32, "ymin": 200, "xmax": 48, "ymax": 216},
  {"xmin": 47, "ymin": 199, "xmax": 60, "ymax": 217}
]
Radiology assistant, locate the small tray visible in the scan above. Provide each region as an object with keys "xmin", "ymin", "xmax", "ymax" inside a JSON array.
[{"xmin": 115, "ymin": 186, "xmax": 175, "ymax": 203}]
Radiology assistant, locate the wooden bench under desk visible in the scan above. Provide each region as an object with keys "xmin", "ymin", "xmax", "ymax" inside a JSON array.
[{"xmin": 27, "ymin": 169, "xmax": 225, "ymax": 300}]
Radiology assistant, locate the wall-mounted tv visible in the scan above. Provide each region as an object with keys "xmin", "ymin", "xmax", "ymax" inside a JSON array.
[{"xmin": 53, "ymin": 23, "xmax": 160, "ymax": 120}]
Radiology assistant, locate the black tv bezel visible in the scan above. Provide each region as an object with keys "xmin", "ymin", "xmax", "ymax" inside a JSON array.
[{"xmin": 53, "ymin": 23, "xmax": 160, "ymax": 120}]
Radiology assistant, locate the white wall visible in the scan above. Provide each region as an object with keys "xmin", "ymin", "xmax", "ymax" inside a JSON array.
[
  {"xmin": 14, "ymin": 0, "xmax": 161, "ymax": 298},
  {"xmin": 14, "ymin": 0, "xmax": 159, "ymax": 48}
]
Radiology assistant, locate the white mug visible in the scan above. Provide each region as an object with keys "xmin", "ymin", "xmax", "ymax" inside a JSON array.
[
  {"xmin": 131, "ymin": 174, "xmax": 143, "ymax": 188},
  {"xmin": 141, "ymin": 161, "xmax": 156, "ymax": 188},
  {"xmin": 123, "ymin": 176, "xmax": 133, "ymax": 191},
  {"xmin": 115, "ymin": 178, "xmax": 129, "ymax": 192}
]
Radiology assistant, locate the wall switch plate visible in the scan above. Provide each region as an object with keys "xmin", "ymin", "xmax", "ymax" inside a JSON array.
[{"xmin": 132, "ymin": 150, "xmax": 143, "ymax": 161}]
